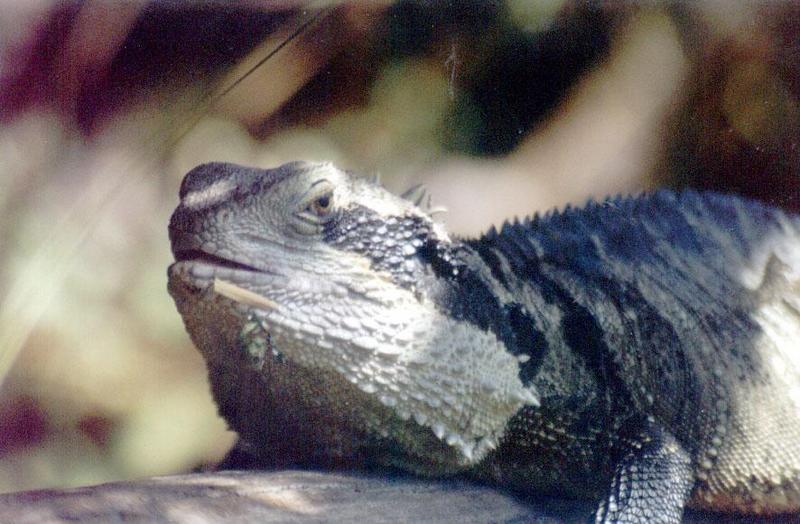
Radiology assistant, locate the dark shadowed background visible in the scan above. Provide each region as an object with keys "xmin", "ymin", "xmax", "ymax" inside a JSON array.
[{"xmin": 1, "ymin": 0, "xmax": 799, "ymax": 494}]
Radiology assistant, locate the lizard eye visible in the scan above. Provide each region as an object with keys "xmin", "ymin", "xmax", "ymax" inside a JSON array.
[
  {"xmin": 295, "ymin": 180, "xmax": 335, "ymax": 233},
  {"xmin": 308, "ymin": 193, "xmax": 332, "ymax": 217}
]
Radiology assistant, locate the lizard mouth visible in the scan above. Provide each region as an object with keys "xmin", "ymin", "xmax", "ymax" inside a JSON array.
[
  {"xmin": 172, "ymin": 249, "xmax": 262, "ymax": 273},
  {"xmin": 169, "ymin": 250, "xmax": 283, "ymax": 315}
]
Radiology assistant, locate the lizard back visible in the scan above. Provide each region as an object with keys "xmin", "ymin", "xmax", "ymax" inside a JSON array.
[{"xmin": 471, "ymin": 190, "xmax": 800, "ymax": 512}]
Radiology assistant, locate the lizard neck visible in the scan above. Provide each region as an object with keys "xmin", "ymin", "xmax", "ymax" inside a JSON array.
[{"xmin": 422, "ymin": 236, "xmax": 615, "ymax": 412}]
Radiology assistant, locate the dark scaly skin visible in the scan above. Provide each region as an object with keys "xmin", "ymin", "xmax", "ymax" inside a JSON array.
[{"xmin": 168, "ymin": 162, "xmax": 800, "ymax": 522}]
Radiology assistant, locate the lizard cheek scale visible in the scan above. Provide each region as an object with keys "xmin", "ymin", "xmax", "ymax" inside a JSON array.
[{"xmin": 168, "ymin": 161, "xmax": 800, "ymax": 523}]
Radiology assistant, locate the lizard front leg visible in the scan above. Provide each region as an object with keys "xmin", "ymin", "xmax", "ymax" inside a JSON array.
[{"xmin": 593, "ymin": 420, "xmax": 693, "ymax": 524}]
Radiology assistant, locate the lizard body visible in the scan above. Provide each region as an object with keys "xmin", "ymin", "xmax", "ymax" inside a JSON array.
[{"xmin": 168, "ymin": 161, "xmax": 800, "ymax": 522}]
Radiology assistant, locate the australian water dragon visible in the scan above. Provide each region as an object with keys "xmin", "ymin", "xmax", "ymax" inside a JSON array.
[{"xmin": 167, "ymin": 161, "xmax": 800, "ymax": 522}]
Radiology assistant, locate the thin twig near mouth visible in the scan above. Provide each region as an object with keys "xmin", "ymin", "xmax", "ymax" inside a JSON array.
[{"xmin": 213, "ymin": 278, "xmax": 280, "ymax": 311}]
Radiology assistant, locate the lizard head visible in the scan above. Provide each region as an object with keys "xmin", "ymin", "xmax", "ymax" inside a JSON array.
[{"xmin": 168, "ymin": 161, "xmax": 539, "ymax": 468}]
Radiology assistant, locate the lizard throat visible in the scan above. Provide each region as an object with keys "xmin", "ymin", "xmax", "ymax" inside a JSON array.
[{"xmin": 235, "ymin": 275, "xmax": 541, "ymax": 466}]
